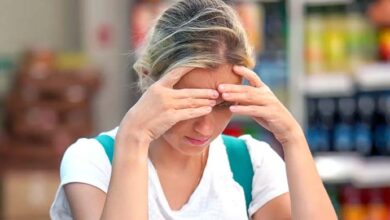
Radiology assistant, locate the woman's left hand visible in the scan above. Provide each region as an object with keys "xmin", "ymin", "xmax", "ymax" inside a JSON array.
[{"xmin": 218, "ymin": 65, "xmax": 302, "ymax": 146}]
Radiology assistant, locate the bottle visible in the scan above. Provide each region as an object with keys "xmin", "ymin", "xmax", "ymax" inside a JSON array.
[
  {"xmin": 340, "ymin": 185, "xmax": 366, "ymax": 220},
  {"xmin": 383, "ymin": 95, "xmax": 390, "ymax": 156},
  {"xmin": 365, "ymin": 188, "xmax": 389, "ymax": 220},
  {"xmin": 374, "ymin": 94, "xmax": 390, "ymax": 155},
  {"xmin": 305, "ymin": 7, "xmax": 325, "ymax": 75},
  {"xmin": 317, "ymin": 98, "xmax": 335, "ymax": 152},
  {"xmin": 334, "ymin": 97, "xmax": 355, "ymax": 152},
  {"xmin": 306, "ymin": 98, "xmax": 320, "ymax": 152},
  {"xmin": 355, "ymin": 94, "xmax": 375, "ymax": 156},
  {"xmin": 323, "ymin": 5, "xmax": 348, "ymax": 73},
  {"xmin": 379, "ymin": 28, "xmax": 390, "ymax": 61},
  {"xmin": 346, "ymin": 3, "xmax": 377, "ymax": 72}
]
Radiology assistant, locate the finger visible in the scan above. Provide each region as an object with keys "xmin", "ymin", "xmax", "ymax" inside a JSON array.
[
  {"xmin": 158, "ymin": 67, "xmax": 195, "ymax": 87},
  {"xmin": 229, "ymin": 105, "xmax": 270, "ymax": 118},
  {"xmin": 233, "ymin": 65, "xmax": 264, "ymax": 87},
  {"xmin": 173, "ymin": 88, "xmax": 219, "ymax": 99},
  {"xmin": 218, "ymin": 84, "xmax": 254, "ymax": 93},
  {"xmin": 174, "ymin": 106, "xmax": 212, "ymax": 122},
  {"xmin": 174, "ymin": 98, "xmax": 216, "ymax": 109},
  {"xmin": 222, "ymin": 92, "xmax": 271, "ymax": 106}
]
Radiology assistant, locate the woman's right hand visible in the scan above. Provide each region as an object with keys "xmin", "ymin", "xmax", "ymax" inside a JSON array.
[{"xmin": 118, "ymin": 67, "xmax": 219, "ymax": 145}]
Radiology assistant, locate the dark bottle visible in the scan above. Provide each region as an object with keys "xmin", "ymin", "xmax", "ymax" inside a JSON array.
[
  {"xmin": 374, "ymin": 94, "xmax": 390, "ymax": 156},
  {"xmin": 355, "ymin": 94, "xmax": 375, "ymax": 156},
  {"xmin": 316, "ymin": 98, "xmax": 335, "ymax": 152},
  {"xmin": 365, "ymin": 188, "xmax": 389, "ymax": 220},
  {"xmin": 383, "ymin": 95, "xmax": 390, "ymax": 156},
  {"xmin": 306, "ymin": 98, "xmax": 321, "ymax": 153},
  {"xmin": 340, "ymin": 185, "xmax": 365, "ymax": 220},
  {"xmin": 334, "ymin": 97, "xmax": 355, "ymax": 152}
]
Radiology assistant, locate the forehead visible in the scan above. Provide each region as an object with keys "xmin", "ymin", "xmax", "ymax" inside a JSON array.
[{"xmin": 174, "ymin": 64, "xmax": 242, "ymax": 90}]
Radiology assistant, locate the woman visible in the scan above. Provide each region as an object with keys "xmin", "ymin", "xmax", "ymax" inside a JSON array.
[{"xmin": 50, "ymin": 0, "xmax": 337, "ymax": 219}]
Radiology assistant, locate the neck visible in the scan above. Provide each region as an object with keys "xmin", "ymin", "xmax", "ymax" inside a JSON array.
[{"xmin": 148, "ymin": 137, "xmax": 208, "ymax": 174}]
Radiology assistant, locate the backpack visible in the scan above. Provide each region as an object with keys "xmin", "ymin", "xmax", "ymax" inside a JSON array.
[{"xmin": 94, "ymin": 134, "xmax": 254, "ymax": 211}]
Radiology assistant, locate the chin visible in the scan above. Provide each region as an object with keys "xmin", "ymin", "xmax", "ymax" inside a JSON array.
[{"xmin": 162, "ymin": 132, "xmax": 218, "ymax": 156}]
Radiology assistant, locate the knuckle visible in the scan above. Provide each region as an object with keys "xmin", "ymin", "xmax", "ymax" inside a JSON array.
[
  {"xmin": 186, "ymin": 110, "xmax": 195, "ymax": 118},
  {"xmin": 161, "ymin": 98, "xmax": 172, "ymax": 110},
  {"xmin": 189, "ymin": 99, "xmax": 196, "ymax": 108},
  {"xmin": 250, "ymin": 106, "xmax": 257, "ymax": 114},
  {"xmin": 245, "ymin": 93, "xmax": 252, "ymax": 101}
]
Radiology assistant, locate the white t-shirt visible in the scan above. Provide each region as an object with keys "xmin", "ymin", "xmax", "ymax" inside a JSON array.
[{"xmin": 50, "ymin": 127, "xmax": 289, "ymax": 220}]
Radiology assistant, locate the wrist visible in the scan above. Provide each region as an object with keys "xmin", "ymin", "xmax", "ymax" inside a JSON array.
[
  {"xmin": 115, "ymin": 127, "xmax": 151, "ymax": 162},
  {"xmin": 119, "ymin": 109, "xmax": 154, "ymax": 144},
  {"xmin": 279, "ymin": 126, "xmax": 307, "ymax": 149}
]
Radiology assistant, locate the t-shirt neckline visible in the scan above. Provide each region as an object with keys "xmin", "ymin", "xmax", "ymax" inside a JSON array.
[{"xmin": 147, "ymin": 138, "xmax": 217, "ymax": 215}]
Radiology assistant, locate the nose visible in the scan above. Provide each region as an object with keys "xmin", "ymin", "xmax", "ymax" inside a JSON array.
[{"xmin": 193, "ymin": 112, "xmax": 214, "ymax": 137}]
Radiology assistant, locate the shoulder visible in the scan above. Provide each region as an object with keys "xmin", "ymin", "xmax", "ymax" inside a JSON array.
[
  {"xmin": 236, "ymin": 135, "xmax": 289, "ymax": 216},
  {"xmin": 59, "ymin": 127, "xmax": 118, "ymax": 192},
  {"xmin": 237, "ymin": 134, "xmax": 283, "ymax": 167}
]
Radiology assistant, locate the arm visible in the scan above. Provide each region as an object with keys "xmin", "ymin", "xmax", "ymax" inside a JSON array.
[
  {"xmin": 282, "ymin": 128, "xmax": 336, "ymax": 220},
  {"xmin": 219, "ymin": 65, "xmax": 337, "ymax": 220},
  {"xmin": 100, "ymin": 131, "xmax": 150, "ymax": 220},
  {"xmin": 252, "ymin": 193, "xmax": 291, "ymax": 220},
  {"xmin": 63, "ymin": 67, "xmax": 218, "ymax": 219},
  {"xmin": 64, "ymin": 183, "xmax": 106, "ymax": 220},
  {"xmin": 64, "ymin": 133, "xmax": 150, "ymax": 220}
]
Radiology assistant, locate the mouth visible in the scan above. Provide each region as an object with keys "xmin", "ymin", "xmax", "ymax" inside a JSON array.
[{"xmin": 185, "ymin": 136, "xmax": 210, "ymax": 146}]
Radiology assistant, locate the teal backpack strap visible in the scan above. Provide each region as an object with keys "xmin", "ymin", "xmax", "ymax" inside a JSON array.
[
  {"xmin": 222, "ymin": 134, "xmax": 254, "ymax": 212},
  {"xmin": 95, "ymin": 134, "xmax": 115, "ymax": 164},
  {"xmin": 95, "ymin": 134, "xmax": 254, "ymax": 212}
]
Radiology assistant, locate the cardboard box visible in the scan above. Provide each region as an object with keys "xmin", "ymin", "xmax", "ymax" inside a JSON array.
[{"xmin": 1, "ymin": 170, "xmax": 59, "ymax": 220}]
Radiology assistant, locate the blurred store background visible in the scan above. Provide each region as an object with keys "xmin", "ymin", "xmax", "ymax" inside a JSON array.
[{"xmin": 0, "ymin": 0, "xmax": 389, "ymax": 219}]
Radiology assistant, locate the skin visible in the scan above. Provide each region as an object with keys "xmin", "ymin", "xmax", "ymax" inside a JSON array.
[{"xmin": 64, "ymin": 64, "xmax": 337, "ymax": 220}]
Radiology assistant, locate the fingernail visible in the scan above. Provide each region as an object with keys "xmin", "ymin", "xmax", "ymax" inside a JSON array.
[
  {"xmin": 210, "ymin": 100, "xmax": 216, "ymax": 106},
  {"xmin": 212, "ymin": 91, "xmax": 219, "ymax": 98},
  {"xmin": 218, "ymin": 84, "xmax": 225, "ymax": 90},
  {"xmin": 223, "ymin": 93, "xmax": 229, "ymax": 98},
  {"xmin": 230, "ymin": 106, "xmax": 237, "ymax": 112}
]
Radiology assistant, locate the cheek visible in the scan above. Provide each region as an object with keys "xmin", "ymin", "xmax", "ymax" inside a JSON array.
[{"xmin": 162, "ymin": 120, "xmax": 191, "ymax": 143}]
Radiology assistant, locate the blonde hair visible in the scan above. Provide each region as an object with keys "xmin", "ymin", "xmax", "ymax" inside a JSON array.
[{"xmin": 133, "ymin": 0, "xmax": 255, "ymax": 92}]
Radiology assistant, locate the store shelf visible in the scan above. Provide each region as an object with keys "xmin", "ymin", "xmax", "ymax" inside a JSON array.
[
  {"xmin": 355, "ymin": 63, "xmax": 390, "ymax": 91},
  {"xmin": 304, "ymin": 74, "xmax": 355, "ymax": 97},
  {"xmin": 315, "ymin": 153, "xmax": 390, "ymax": 187},
  {"xmin": 353, "ymin": 157, "xmax": 390, "ymax": 188},
  {"xmin": 315, "ymin": 153, "xmax": 361, "ymax": 183}
]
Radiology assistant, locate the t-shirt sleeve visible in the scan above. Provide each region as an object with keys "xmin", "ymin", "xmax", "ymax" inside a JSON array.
[
  {"xmin": 239, "ymin": 135, "xmax": 289, "ymax": 217},
  {"xmin": 60, "ymin": 137, "xmax": 112, "ymax": 193}
]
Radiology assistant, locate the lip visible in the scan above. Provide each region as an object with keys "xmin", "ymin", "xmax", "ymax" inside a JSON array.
[{"xmin": 185, "ymin": 136, "xmax": 210, "ymax": 146}]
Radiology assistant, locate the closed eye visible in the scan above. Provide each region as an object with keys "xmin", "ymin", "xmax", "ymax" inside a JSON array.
[{"xmin": 215, "ymin": 101, "xmax": 234, "ymax": 108}]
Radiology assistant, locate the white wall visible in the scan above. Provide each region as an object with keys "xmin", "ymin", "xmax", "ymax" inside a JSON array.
[
  {"xmin": 81, "ymin": 0, "xmax": 133, "ymax": 131},
  {"xmin": 0, "ymin": 0, "xmax": 80, "ymax": 54}
]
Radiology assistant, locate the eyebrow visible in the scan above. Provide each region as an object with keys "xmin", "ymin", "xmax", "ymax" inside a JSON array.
[{"xmin": 216, "ymin": 100, "xmax": 234, "ymax": 106}]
